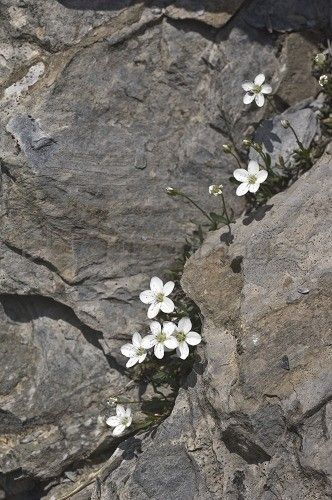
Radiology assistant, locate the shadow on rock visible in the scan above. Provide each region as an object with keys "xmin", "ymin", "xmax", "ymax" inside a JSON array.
[{"xmin": 242, "ymin": 204, "xmax": 273, "ymax": 226}]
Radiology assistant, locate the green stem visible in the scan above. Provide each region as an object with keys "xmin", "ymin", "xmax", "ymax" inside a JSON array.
[
  {"xmin": 179, "ymin": 193, "xmax": 214, "ymax": 224},
  {"xmin": 288, "ymin": 124, "xmax": 304, "ymax": 149},
  {"xmin": 229, "ymin": 151, "xmax": 243, "ymax": 169}
]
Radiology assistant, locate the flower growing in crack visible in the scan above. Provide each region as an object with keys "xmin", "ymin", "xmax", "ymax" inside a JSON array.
[
  {"xmin": 242, "ymin": 74, "xmax": 272, "ymax": 107},
  {"xmin": 314, "ymin": 53, "xmax": 326, "ymax": 66},
  {"xmin": 319, "ymin": 74, "xmax": 329, "ymax": 87},
  {"xmin": 106, "ymin": 405, "xmax": 132, "ymax": 436},
  {"xmin": 139, "ymin": 276, "xmax": 175, "ymax": 319},
  {"xmin": 120, "ymin": 332, "xmax": 147, "ymax": 368},
  {"xmin": 209, "ymin": 184, "xmax": 223, "ymax": 196},
  {"xmin": 233, "ymin": 160, "xmax": 268, "ymax": 196},
  {"xmin": 174, "ymin": 317, "xmax": 202, "ymax": 360},
  {"xmin": 141, "ymin": 320, "xmax": 178, "ymax": 359}
]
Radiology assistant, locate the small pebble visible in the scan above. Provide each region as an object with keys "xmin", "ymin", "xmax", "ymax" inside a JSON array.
[{"xmin": 297, "ymin": 286, "xmax": 309, "ymax": 294}]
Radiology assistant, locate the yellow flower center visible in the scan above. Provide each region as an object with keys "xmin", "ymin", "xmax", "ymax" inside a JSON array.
[
  {"xmin": 156, "ymin": 293, "xmax": 165, "ymax": 303},
  {"xmin": 176, "ymin": 331, "xmax": 187, "ymax": 343},
  {"xmin": 248, "ymin": 174, "xmax": 257, "ymax": 184},
  {"xmin": 156, "ymin": 332, "xmax": 166, "ymax": 343}
]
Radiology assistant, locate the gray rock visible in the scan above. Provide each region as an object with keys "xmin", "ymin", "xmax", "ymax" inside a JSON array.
[
  {"xmin": 250, "ymin": 99, "xmax": 320, "ymax": 165},
  {"xmin": 84, "ymin": 155, "xmax": 332, "ymax": 500}
]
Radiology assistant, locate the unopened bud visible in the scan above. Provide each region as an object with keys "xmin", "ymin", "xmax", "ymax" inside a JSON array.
[
  {"xmin": 222, "ymin": 144, "xmax": 232, "ymax": 153},
  {"xmin": 165, "ymin": 187, "xmax": 178, "ymax": 196},
  {"xmin": 253, "ymin": 142, "xmax": 262, "ymax": 152},
  {"xmin": 281, "ymin": 119, "xmax": 290, "ymax": 129},
  {"xmin": 242, "ymin": 139, "xmax": 252, "ymax": 147}
]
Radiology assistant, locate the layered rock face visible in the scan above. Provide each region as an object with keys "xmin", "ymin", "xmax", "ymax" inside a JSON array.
[{"xmin": 0, "ymin": 0, "xmax": 331, "ymax": 498}]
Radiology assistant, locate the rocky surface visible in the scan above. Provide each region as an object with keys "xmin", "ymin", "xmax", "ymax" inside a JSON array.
[
  {"xmin": 80, "ymin": 154, "xmax": 332, "ymax": 500},
  {"xmin": 0, "ymin": 0, "xmax": 329, "ymax": 498}
]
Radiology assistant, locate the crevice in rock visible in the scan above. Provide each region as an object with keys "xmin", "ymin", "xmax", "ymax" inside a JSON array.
[
  {"xmin": 1, "ymin": 240, "xmax": 89, "ymax": 287},
  {"xmin": 0, "ymin": 293, "xmax": 126, "ymax": 376}
]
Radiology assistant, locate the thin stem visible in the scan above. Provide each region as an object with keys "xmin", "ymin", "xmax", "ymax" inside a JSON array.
[
  {"xmin": 288, "ymin": 124, "xmax": 304, "ymax": 149},
  {"xmin": 220, "ymin": 193, "xmax": 232, "ymax": 231},
  {"xmin": 229, "ymin": 151, "xmax": 243, "ymax": 169},
  {"xmin": 179, "ymin": 193, "xmax": 214, "ymax": 224}
]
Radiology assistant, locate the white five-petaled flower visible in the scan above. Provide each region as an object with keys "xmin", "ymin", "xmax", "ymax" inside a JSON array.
[
  {"xmin": 106, "ymin": 405, "xmax": 132, "ymax": 436},
  {"xmin": 174, "ymin": 317, "xmax": 202, "ymax": 360},
  {"xmin": 120, "ymin": 332, "xmax": 147, "ymax": 368},
  {"xmin": 141, "ymin": 321, "xmax": 178, "ymax": 359},
  {"xmin": 233, "ymin": 160, "xmax": 268, "ymax": 196},
  {"xmin": 140, "ymin": 276, "xmax": 175, "ymax": 319},
  {"xmin": 242, "ymin": 74, "xmax": 272, "ymax": 107}
]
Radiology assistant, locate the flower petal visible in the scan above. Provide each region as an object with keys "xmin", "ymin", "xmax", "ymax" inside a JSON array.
[
  {"xmin": 186, "ymin": 331, "xmax": 202, "ymax": 346},
  {"xmin": 261, "ymin": 83, "xmax": 272, "ymax": 94},
  {"xmin": 139, "ymin": 290, "xmax": 154, "ymax": 304},
  {"xmin": 150, "ymin": 321, "xmax": 161, "ymax": 336},
  {"xmin": 141, "ymin": 334, "xmax": 156, "ymax": 348},
  {"xmin": 160, "ymin": 297, "xmax": 175, "ymax": 314},
  {"xmin": 120, "ymin": 344, "xmax": 136, "ymax": 358},
  {"xmin": 164, "ymin": 336, "xmax": 178, "ymax": 350},
  {"xmin": 243, "ymin": 92, "xmax": 255, "ymax": 104},
  {"xmin": 233, "ymin": 169, "xmax": 249, "ymax": 182},
  {"xmin": 247, "ymin": 160, "xmax": 259, "ymax": 175},
  {"xmin": 106, "ymin": 416, "xmax": 120, "ymax": 427},
  {"xmin": 147, "ymin": 302, "xmax": 160, "ymax": 319},
  {"xmin": 150, "ymin": 276, "xmax": 163, "ymax": 293},
  {"xmin": 125, "ymin": 408, "xmax": 131, "ymax": 418},
  {"xmin": 236, "ymin": 183, "xmax": 249, "ymax": 196},
  {"xmin": 163, "ymin": 281, "xmax": 175, "ymax": 296},
  {"xmin": 138, "ymin": 353, "xmax": 147, "ymax": 363},
  {"xmin": 254, "ymin": 73, "xmax": 265, "ymax": 85},
  {"xmin": 249, "ymin": 182, "xmax": 260, "ymax": 193},
  {"xmin": 126, "ymin": 356, "xmax": 139, "ymax": 368},
  {"xmin": 242, "ymin": 81, "xmax": 254, "ymax": 91},
  {"xmin": 113, "ymin": 424, "xmax": 126, "ymax": 436},
  {"xmin": 163, "ymin": 321, "xmax": 176, "ymax": 336},
  {"xmin": 154, "ymin": 343, "xmax": 165, "ymax": 359},
  {"xmin": 126, "ymin": 416, "xmax": 132, "ymax": 427},
  {"xmin": 132, "ymin": 332, "xmax": 142, "ymax": 347},
  {"xmin": 257, "ymin": 169, "xmax": 268, "ymax": 183},
  {"xmin": 255, "ymin": 93, "xmax": 265, "ymax": 107},
  {"xmin": 178, "ymin": 341, "xmax": 189, "ymax": 360},
  {"xmin": 116, "ymin": 405, "xmax": 126, "ymax": 417},
  {"xmin": 178, "ymin": 317, "xmax": 192, "ymax": 334}
]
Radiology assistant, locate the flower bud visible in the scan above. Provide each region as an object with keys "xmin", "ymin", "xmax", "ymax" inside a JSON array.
[
  {"xmin": 165, "ymin": 187, "xmax": 178, "ymax": 196},
  {"xmin": 319, "ymin": 74, "xmax": 329, "ymax": 87},
  {"xmin": 252, "ymin": 142, "xmax": 262, "ymax": 152},
  {"xmin": 222, "ymin": 144, "xmax": 232, "ymax": 153},
  {"xmin": 209, "ymin": 184, "xmax": 223, "ymax": 196},
  {"xmin": 281, "ymin": 119, "xmax": 290, "ymax": 129},
  {"xmin": 242, "ymin": 139, "xmax": 252, "ymax": 147},
  {"xmin": 314, "ymin": 53, "xmax": 326, "ymax": 66}
]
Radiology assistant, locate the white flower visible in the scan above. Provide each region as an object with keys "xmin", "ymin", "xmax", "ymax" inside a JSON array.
[
  {"xmin": 139, "ymin": 276, "xmax": 175, "ymax": 319},
  {"xmin": 174, "ymin": 317, "xmax": 201, "ymax": 360},
  {"xmin": 141, "ymin": 321, "xmax": 178, "ymax": 359},
  {"xmin": 242, "ymin": 74, "xmax": 272, "ymax": 107},
  {"xmin": 233, "ymin": 160, "xmax": 268, "ymax": 196},
  {"xmin": 319, "ymin": 74, "xmax": 329, "ymax": 87},
  {"xmin": 314, "ymin": 53, "xmax": 326, "ymax": 66},
  {"xmin": 209, "ymin": 184, "xmax": 223, "ymax": 196},
  {"xmin": 120, "ymin": 332, "xmax": 147, "ymax": 368},
  {"xmin": 106, "ymin": 405, "xmax": 132, "ymax": 436}
]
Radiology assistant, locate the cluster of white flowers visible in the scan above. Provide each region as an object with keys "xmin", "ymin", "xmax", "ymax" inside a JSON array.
[{"xmin": 120, "ymin": 277, "xmax": 201, "ymax": 366}]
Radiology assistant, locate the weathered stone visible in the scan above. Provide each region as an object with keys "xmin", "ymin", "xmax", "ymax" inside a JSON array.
[
  {"xmin": 250, "ymin": 98, "xmax": 321, "ymax": 164},
  {"xmin": 0, "ymin": 0, "xmax": 329, "ymax": 498},
  {"xmin": 82, "ymin": 155, "xmax": 332, "ymax": 500}
]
